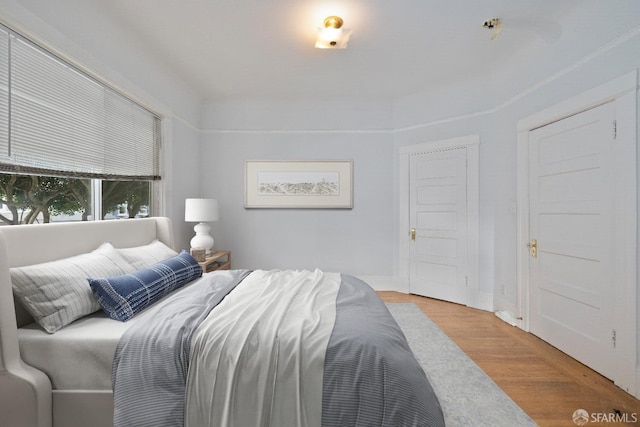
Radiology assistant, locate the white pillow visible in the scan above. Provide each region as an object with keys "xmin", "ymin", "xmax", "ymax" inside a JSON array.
[
  {"xmin": 114, "ymin": 239, "xmax": 178, "ymax": 270},
  {"xmin": 11, "ymin": 244, "xmax": 135, "ymax": 333}
]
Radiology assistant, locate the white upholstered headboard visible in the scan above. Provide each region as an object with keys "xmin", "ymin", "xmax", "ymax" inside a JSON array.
[
  {"xmin": 1, "ymin": 217, "xmax": 173, "ymax": 267},
  {"xmin": 0, "ymin": 217, "xmax": 174, "ymax": 427},
  {"xmin": 1, "ymin": 217, "xmax": 174, "ymax": 327}
]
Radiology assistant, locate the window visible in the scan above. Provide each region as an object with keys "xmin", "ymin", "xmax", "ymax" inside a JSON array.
[
  {"xmin": 0, "ymin": 23, "xmax": 160, "ymax": 225},
  {"xmin": 0, "ymin": 174, "xmax": 151, "ymax": 225},
  {"xmin": 101, "ymin": 180, "xmax": 150, "ymax": 220}
]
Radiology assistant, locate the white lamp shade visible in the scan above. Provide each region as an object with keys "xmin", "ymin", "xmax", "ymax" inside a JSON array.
[{"xmin": 185, "ymin": 198, "xmax": 219, "ymax": 222}]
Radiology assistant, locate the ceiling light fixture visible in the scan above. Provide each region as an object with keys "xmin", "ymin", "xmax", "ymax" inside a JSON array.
[{"xmin": 315, "ymin": 16, "xmax": 352, "ymax": 49}]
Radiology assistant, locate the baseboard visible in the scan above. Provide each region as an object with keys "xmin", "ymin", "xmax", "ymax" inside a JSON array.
[
  {"xmin": 356, "ymin": 275, "xmax": 408, "ymax": 293},
  {"xmin": 492, "ymin": 294, "xmax": 523, "ymax": 328},
  {"xmin": 493, "ymin": 294, "xmax": 518, "ymax": 314},
  {"xmin": 360, "ymin": 276, "xmax": 494, "ymax": 312},
  {"xmin": 495, "ymin": 310, "xmax": 519, "ymax": 326},
  {"xmin": 473, "ymin": 290, "xmax": 494, "ymax": 312}
]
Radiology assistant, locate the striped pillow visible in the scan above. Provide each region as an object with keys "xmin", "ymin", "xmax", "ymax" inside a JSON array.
[
  {"xmin": 114, "ymin": 240, "xmax": 178, "ymax": 270},
  {"xmin": 88, "ymin": 251, "xmax": 202, "ymax": 322},
  {"xmin": 11, "ymin": 245, "xmax": 136, "ymax": 333}
]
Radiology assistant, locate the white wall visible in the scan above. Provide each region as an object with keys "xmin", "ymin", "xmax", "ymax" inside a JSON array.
[
  {"xmin": 0, "ymin": 0, "xmax": 203, "ymax": 245},
  {"xmin": 198, "ymin": 101, "xmax": 395, "ymax": 281},
  {"xmin": 197, "ymin": 20, "xmax": 640, "ymax": 304},
  {"xmin": 2, "ymin": 1, "xmax": 638, "ymax": 309},
  {"xmin": 165, "ymin": 117, "xmax": 202, "ymax": 252},
  {"xmin": 3, "ymin": 0, "xmax": 640, "ymax": 390},
  {"xmin": 392, "ymin": 18, "xmax": 640, "ymax": 346}
]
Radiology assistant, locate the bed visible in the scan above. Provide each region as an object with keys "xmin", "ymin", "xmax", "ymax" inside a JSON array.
[{"xmin": 0, "ymin": 217, "xmax": 444, "ymax": 427}]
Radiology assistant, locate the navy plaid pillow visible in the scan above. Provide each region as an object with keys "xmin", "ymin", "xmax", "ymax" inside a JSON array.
[{"xmin": 88, "ymin": 250, "xmax": 203, "ymax": 321}]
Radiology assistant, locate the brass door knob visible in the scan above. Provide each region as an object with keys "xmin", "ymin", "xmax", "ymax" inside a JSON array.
[{"xmin": 529, "ymin": 239, "xmax": 537, "ymax": 258}]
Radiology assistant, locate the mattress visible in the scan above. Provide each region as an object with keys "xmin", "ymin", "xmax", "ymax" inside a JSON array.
[{"xmin": 18, "ymin": 311, "xmax": 128, "ymax": 390}]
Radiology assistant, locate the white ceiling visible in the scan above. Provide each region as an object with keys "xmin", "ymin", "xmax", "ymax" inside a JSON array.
[{"xmin": 7, "ymin": 0, "xmax": 640, "ymax": 105}]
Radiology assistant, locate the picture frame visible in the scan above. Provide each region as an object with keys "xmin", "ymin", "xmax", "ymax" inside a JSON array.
[{"xmin": 245, "ymin": 160, "xmax": 353, "ymax": 208}]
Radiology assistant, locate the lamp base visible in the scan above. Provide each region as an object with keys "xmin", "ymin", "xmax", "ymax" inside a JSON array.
[{"xmin": 190, "ymin": 222, "xmax": 214, "ymax": 255}]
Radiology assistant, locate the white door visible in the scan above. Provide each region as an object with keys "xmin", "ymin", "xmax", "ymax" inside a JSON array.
[
  {"xmin": 409, "ymin": 148, "xmax": 468, "ymax": 305},
  {"xmin": 528, "ymin": 102, "xmax": 617, "ymax": 380}
]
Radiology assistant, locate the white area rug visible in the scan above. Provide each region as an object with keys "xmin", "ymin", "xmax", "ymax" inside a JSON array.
[{"xmin": 386, "ymin": 302, "xmax": 538, "ymax": 426}]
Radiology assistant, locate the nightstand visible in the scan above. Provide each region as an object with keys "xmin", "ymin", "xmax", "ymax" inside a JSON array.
[{"xmin": 198, "ymin": 250, "xmax": 231, "ymax": 273}]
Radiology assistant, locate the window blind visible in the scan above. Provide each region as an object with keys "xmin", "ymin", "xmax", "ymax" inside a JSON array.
[{"xmin": 0, "ymin": 24, "xmax": 161, "ymax": 180}]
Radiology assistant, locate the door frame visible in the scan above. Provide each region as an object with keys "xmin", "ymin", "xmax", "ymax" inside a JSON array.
[
  {"xmin": 399, "ymin": 135, "xmax": 482, "ymax": 309},
  {"xmin": 516, "ymin": 71, "xmax": 638, "ymax": 396}
]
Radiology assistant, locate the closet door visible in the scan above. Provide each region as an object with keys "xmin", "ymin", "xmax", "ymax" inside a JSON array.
[
  {"xmin": 528, "ymin": 102, "xmax": 618, "ymax": 381},
  {"xmin": 409, "ymin": 148, "xmax": 468, "ymax": 305}
]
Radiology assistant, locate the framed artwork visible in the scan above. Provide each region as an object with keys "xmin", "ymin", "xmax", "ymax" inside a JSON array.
[{"xmin": 245, "ymin": 160, "xmax": 353, "ymax": 208}]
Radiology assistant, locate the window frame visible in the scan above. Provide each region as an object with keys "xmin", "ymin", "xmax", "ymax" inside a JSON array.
[{"xmin": 0, "ymin": 21, "xmax": 163, "ymax": 224}]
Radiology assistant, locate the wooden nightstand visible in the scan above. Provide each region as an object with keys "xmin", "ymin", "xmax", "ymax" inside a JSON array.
[{"xmin": 198, "ymin": 250, "xmax": 231, "ymax": 272}]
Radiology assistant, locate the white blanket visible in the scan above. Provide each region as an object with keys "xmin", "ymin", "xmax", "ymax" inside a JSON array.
[{"xmin": 185, "ymin": 269, "xmax": 341, "ymax": 427}]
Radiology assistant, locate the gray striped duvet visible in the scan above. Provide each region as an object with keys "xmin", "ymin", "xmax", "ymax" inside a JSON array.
[{"xmin": 112, "ymin": 269, "xmax": 444, "ymax": 427}]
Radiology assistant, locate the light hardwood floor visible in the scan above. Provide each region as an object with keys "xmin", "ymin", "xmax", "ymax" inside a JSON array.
[{"xmin": 378, "ymin": 291, "xmax": 640, "ymax": 427}]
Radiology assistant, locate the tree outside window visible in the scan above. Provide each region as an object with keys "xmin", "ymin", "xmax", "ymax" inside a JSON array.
[
  {"xmin": 0, "ymin": 173, "xmax": 150, "ymax": 225},
  {"xmin": 102, "ymin": 180, "xmax": 150, "ymax": 220}
]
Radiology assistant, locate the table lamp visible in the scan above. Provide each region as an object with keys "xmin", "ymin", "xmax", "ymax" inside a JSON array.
[{"xmin": 185, "ymin": 198, "xmax": 219, "ymax": 255}]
